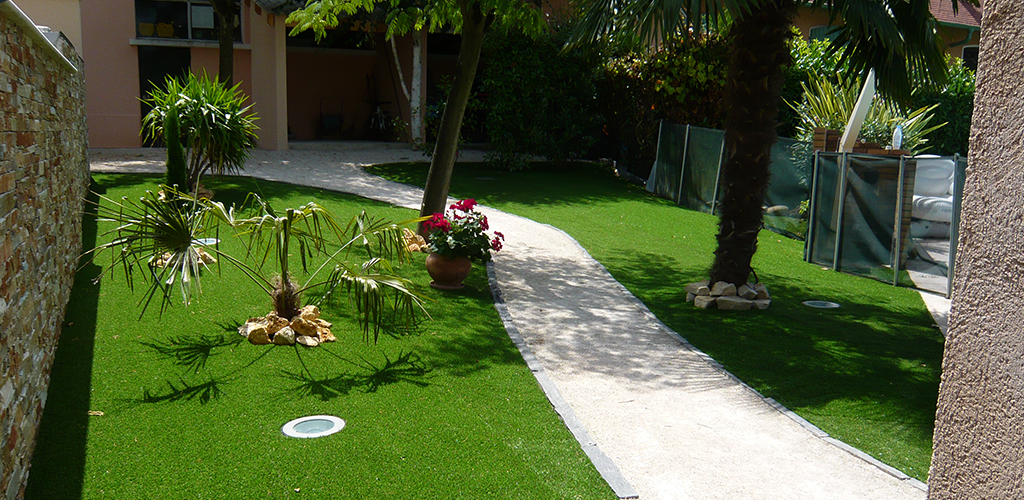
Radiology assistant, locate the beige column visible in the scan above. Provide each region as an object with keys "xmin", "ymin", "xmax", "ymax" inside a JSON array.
[
  {"xmin": 929, "ymin": 2, "xmax": 1024, "ymax": 499},
  {"xmin": 249, "ymin": 10, "xmax": 287, "ymax": 151}
]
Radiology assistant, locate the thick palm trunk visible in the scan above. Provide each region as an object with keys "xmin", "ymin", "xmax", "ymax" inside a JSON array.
[
  {"xmin": 708, "ymin": 0, "xmax": 796, "ymax": 286},
  {"xmin": 418, "ymin": 0, "xmax": 488, "ymax": 228},
  {"xmin": 211, "ymin": 0, "xmax": 235, "ymax": 85}
]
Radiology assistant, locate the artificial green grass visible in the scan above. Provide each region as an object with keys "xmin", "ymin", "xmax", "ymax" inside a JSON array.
[
  {"xmin": 25, "ymin": 174, "xmax": 616, "ymax": 500},
  {"xmin": 366, "ymin": 161, "xmax": 945, "ymax": 482}
]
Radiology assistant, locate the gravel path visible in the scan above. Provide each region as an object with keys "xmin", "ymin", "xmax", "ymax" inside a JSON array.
[{"xmin": 90, "ymin": 146, "xmax": 929, "ymax": 500}]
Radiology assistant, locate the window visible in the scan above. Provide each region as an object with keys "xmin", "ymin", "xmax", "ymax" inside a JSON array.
[
  {"xmin": 809, "ymin": 25, "xmax": 840, "ymax": 43},
  {"xmin": 135, "ymin": 0, "xmax": 241, "ymax": 42},
  {"xmin": 962, "ymin": 46, "xmax": 979, "ymax": 72}
]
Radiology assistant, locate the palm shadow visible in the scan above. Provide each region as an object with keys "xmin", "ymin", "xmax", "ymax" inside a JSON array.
[
  {"xmin": 280, "ymin": 349, "xmax": 432, "ymax": 401},
  {"xmin": 138, "ymin": 325, "xmax": 245, "ymax": 373}
]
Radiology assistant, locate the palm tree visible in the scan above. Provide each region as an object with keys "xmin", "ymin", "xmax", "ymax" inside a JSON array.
[
  {"xmin": 571, "ymin": 0, "xmax": 959, "ymax": 286},
  {"xmin": 88, "ymin": 187, "xmax": 426, "ymax": 341}
]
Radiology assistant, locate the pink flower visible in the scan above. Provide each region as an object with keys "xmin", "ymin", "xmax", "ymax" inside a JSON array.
[
  {"xmin": 424, "ymin": 213, "xmax": 451, "ymax": 232},
  {"xmin": 491, "ymin": 237, "xmax": 503, "ymax": 252},
  {"xmin": 494, "ymin": 231, "xmax": 504, "ymax": 240},
  {"xmin": 451, "ymin": 198, "xmax": 477, "ymax": 212},
  {"xmin": 480, "ymin": 216, "xmax": 489, "ymax": 231}
]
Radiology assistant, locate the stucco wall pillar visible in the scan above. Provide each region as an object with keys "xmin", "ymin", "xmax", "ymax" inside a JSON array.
[
  {"xmin": 929, "ymin": 2, "xmax": 1024, "ymax": 499},
  {"xmin": 249, "ymin": 10, "xmax": 287, "ymax": 151}
]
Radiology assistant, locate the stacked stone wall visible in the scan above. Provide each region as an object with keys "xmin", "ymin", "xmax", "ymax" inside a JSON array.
[{"xmin": 0, "ymin": 4, "xmax": 89, "ymax": 499}]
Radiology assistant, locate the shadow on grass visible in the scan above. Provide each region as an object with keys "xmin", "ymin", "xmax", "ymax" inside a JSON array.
[
  {"xmin": 139, "ymin": 327, "xmax": 245, "ymax": 374},
  {"xmin": 24, "ymin": 186, "xmax": 103, "ymax": 500},
  {"xmin": 281, "ymin": 349, "xmax": 432, "ymax": 401},
  {"xmin": 598, "ymin": 248, "xmax": 944, "ymax": 449},
  {"xmin": 367, "ymin": 162, "xmax": 657, "ymax": 210}
]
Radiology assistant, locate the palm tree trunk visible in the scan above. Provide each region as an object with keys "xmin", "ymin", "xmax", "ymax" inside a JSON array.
[
  {"xmin": 708, "ymin": 0, "xmax": 797, "ymax": 286},
  {"xmin": 211, "ymin": 0, "xmax": 235, "ymax": 85},
  {"xmin": 418, "ymin": 0, "xmax": 489, "ymax": 230}
]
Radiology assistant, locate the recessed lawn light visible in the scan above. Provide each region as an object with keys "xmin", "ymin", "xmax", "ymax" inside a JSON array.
[
  {"xmin": 281, "ymin": 415, "xmax": 346, "ymax": 438},
  {"xmin": 802, "ymin": 300, "xmax": 840, "ymax": 309}
]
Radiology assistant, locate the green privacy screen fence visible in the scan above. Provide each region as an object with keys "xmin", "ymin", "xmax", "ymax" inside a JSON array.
[
  {"xmin": 646, "ymin": 121, "xmax": 814, "ymax": 239},
  {"xmin": 645, "ymin": 121, "xmax": 965, "ymax": 297}
]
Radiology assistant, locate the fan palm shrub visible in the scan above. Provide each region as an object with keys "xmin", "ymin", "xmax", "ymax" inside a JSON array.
[
  {"xmin": 142, "ymin": 72, "xmax": 259, "ymax": 194},
  {"xmin": 88, "ymin": 187, "xmax": 426, "ymax": 340}
]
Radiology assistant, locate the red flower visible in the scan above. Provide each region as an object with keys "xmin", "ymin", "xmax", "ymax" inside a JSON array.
[
  {"xmin": 490, "ymin": 237, "xmax": 503, "ymax": 252},
  {"xmin": 494, "ymin": 231, "xmax": 504, "ymax": 240},
  {"xmin": 480, "ymin": 216, "xmax": 489, "ymax": 231},
  {"xmin": 451, "ymin": 198, "xmax": 477, "ymax": 212},
  {"xmin": 424, "ymin": 213, "xmax": 451, "ymax": 232}
]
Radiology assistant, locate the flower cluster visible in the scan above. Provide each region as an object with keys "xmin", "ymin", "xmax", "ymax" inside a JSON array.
[{"xmin": 424, "ymin": 199, "xmax": 505, "ymax": 262}]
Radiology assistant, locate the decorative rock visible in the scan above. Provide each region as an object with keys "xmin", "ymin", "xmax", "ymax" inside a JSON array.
[
  {"xmin": 753, "ymin": 283, "xmax": 770, "ymax": 300},
  {"xmin": 246, "ymin": 325, "xmax": 271, "ymax": 345},
  {"xmin": 684, "ymin": 281, "xmax": 710, "ymax": 295},
  {"xmin": 753, "ymin": 299, "xmax": 771, "ymax": 310},
  {"xmin": 290, "ymin": 317, "xmax": 318, "ymax": 337},
  {"xmin": 710, "ymin": 282, "xmax": 737, "ymax": 297},
  {"xmin": 717, "ymin": 296, "xmax": 753, "ymax": 311},
  {"xmin": 694, "ymin": 296, "xmax": 717, "ymax": 309},
  {"xmin": 686, "ymin": 292, "xmax": 696, "ymax": 303},
  {"xmin": 296, "ymin": 335, "xmax": 320, "ymax": 347},
  {"xmin": 696, "ymin": 286, "xmax": 710, "ymax": 296},
  {"xmin": 737, "ymin": 284, "xmax": 758, "ymax": 300},
  {"xmin": 267, "ymin": 316, "xmax": 289, "ymax": 335},
  {"xmin": 273, "ymin": 326, "xmax": 296, "ymax": 345},
  {"xmin": 318, "ymin": 329, "xmax": 337, "ymax": 343},
  {"xmin": 315, "ymin": 318, "xmax": 333, "ymax": 329},
  {"xmin": 299, "ymin": 305, "xmax": 320, "ymax": 321}
]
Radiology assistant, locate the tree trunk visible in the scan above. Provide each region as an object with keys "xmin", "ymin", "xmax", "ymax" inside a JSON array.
[
  {"xmin": 418, "ymin": 0, "xmax": 488, "ymax": 229},
  {"xmin": 708, "ymin": 0, "xmax": 797, "ymax": 287},
  {"xmin": 210, "ymin": 0, "xmax": 235, "ymax": 85}
]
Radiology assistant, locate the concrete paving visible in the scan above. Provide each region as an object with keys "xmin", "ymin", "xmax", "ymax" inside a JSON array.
[{"xmin": 90, "ymin": 146, "xmax": 934, "ymax": 500}]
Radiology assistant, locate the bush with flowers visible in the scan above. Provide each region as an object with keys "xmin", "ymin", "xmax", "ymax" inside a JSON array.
[{"xmin": 423, "ymin": 199, "xmax": 505, "ymax": 262}]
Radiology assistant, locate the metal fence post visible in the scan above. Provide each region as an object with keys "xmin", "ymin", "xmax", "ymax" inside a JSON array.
[{"xmin": 805, "ymin": 150, "xmax": 820, "ymax": 263}]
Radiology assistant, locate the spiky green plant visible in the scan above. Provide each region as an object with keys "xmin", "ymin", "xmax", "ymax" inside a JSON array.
[
  {"xmin": 142, "ymin": 72, "xmax": 259, "ymax": 193},
  {"xmin": 790, "ymin": 74, "xmax": 945, "ymax": 154},
  {"xmin": 87, "ymin": 187, "xmax": 427, "ymax": 339},
  {"xmin": 164, "ymin": 102, "xmax": 189, "ymax": 190}
]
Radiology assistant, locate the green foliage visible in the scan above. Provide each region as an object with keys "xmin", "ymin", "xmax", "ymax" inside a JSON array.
[
  {"xmin": 141, "ymin": 72, "xmax": 259, "ymax": 191},
  {"xmin": 481, "ymin": 25, "xmax": 604, "ymax": 170},
  {"xmin": 790, "ymin": 74, "xmax": 945, "ymax": 154},
  {"xmin": 911, "ymin": 57, "xmax": 975, "ymax": 155},
  {"xmin": 594, "ymin": 33, "xmax": 729, "ymax": 178},
  {"xmin": 422, "ymin": 198, "xmax": 503, "ymax": 261},
  {"xmin": 87, "ymin": 186, "xmax": 425, "ymax": 338},
  {"xmin": 164, "ymin": 102, "xmax": 189, "ymax": 190}
]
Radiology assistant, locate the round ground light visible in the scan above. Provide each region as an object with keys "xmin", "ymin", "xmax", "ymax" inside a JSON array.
[
  {"xmin": 802, "ymin": 300, "xmax": 841, "ymax": 309},
  {"xmin": 281, "ymin": 415, "xmax": 346, "ymax": 438}
]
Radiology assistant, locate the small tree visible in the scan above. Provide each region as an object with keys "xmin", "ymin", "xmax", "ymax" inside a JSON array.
[
  {"xmin": 164, "ymin": 101, "xmax": 189, "ymax": 190},
  {"xmin": 142, "ymin": 72, "xmax": 259, "ymax": 195},
  {"xmin": 88, "ymin": 187, "xmax": 426, "ymax": 341}
]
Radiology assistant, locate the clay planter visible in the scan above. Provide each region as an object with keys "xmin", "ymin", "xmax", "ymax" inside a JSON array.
[{"xmin": 425, "ymin": 253, "xmax": 471, "ymax": 290}]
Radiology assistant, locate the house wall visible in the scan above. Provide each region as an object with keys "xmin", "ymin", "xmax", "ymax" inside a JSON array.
[
  {"xmin": 0, "ymin": 3, "xmax": 90, "ymax": 499},
  {"xmin": 928, "ymin": 1, "xmax": 1024, "ymax": 498},
  {"xmin": 80, "ymin": 0, "xmax": 141, "ymax": 147},
  {"xmin": 14, "ymin": 0, "xmax": 81, "ymax": 50}
]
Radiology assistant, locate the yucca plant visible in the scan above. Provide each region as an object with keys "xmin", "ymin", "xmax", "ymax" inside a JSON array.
[
  {"xmin": 790, "ymin": 74, "xmax": 945, "ymax": 154},
  {"xmin": 142, "ymin": 72, "xmax": 259, "ymax": 194},
  {"xmin": 87, "ymin": 187, "xmax": 427, "ymax": 340}
]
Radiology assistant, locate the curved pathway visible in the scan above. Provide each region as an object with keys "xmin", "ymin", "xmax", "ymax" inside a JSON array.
[{"xmin": 91, "ymin": 146, "xmax": 928, "ymax": 500}]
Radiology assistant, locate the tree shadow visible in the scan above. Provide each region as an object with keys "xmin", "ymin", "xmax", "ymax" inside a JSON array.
[
  {"xmin": 139, "ymin": 325, "xmax": 245, "ymax": 373},
  {"xmin": 141, "ymin": 377, "xmax": 228, "ymax": 404},
  {"xmin": 280, "ymin": 348, "xmax": 432, "ymax": 402}
]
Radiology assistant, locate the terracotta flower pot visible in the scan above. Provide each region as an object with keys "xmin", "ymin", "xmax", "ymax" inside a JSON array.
[{"xmin": 425, "ymin": 253, "xmax": 472, "ymax": 290}]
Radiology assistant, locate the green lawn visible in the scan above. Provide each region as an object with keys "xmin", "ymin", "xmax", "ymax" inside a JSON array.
[
  {"xmin": 366, "ymin": 161, "xmax": 945, "ymax": 482},
  {"xmin": 25, "ymin": 174, "xmax": 616, "ymax": 500}
]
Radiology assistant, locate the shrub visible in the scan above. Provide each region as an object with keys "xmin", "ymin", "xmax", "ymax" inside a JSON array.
[
  {"xmin": 911, "ymin": 57, "xmax": 974, "ymax": 155},
  {"xmin": 481, "ymin": 25, "xmax": 604, "ymax": 170},
  {"xmin": 595, "ymin": 33, "xmax": 730, "ymax": 178},
  {"xmin": 142, "ymin": 72, "xmax": 259, "ymax": 192}
]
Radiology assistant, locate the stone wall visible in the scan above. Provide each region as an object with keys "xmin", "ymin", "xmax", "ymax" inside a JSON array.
[
  {"xmin": 928, "ymin": 1, "xmax": 1024, "ymax": 499},
  {"xmin": 0, "ymin": 2, "xmax": 90, "ymax": 499}
]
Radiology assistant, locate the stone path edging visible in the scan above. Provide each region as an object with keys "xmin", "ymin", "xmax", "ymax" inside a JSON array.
[
  {"xmin": 486, "ymin": 262, "xmax": 640, "ymax": 499},
  {"xmin": 529, "ymin": 220, "xmax": 929, "ymax": 494}
]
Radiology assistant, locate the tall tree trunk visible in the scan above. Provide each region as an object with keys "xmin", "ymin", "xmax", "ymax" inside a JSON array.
[
  {"xmin": 418, "ymin": 0, "xmax": 488, "ymax": 228},
  {"xmin": 211, "ymin": 0, "xmax": 235, "ymax": 85},
  {"xmin": 708, "ymin": 0, "xmax": 797, "ymax": 286}
]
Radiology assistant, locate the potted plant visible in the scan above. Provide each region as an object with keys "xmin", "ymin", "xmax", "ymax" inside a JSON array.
[{"xmin": 422, "ymin": 199, "xmax": 504, "ymax": 290}]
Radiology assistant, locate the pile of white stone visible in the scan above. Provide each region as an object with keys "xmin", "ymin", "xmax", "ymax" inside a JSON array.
[
  {"xmin": 685, "ymin": 281, "xmax": 771, "ymax": 310},
  {"xmin": 237, "ymin": 305, "xmax": 336, "ymax": 347}
]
